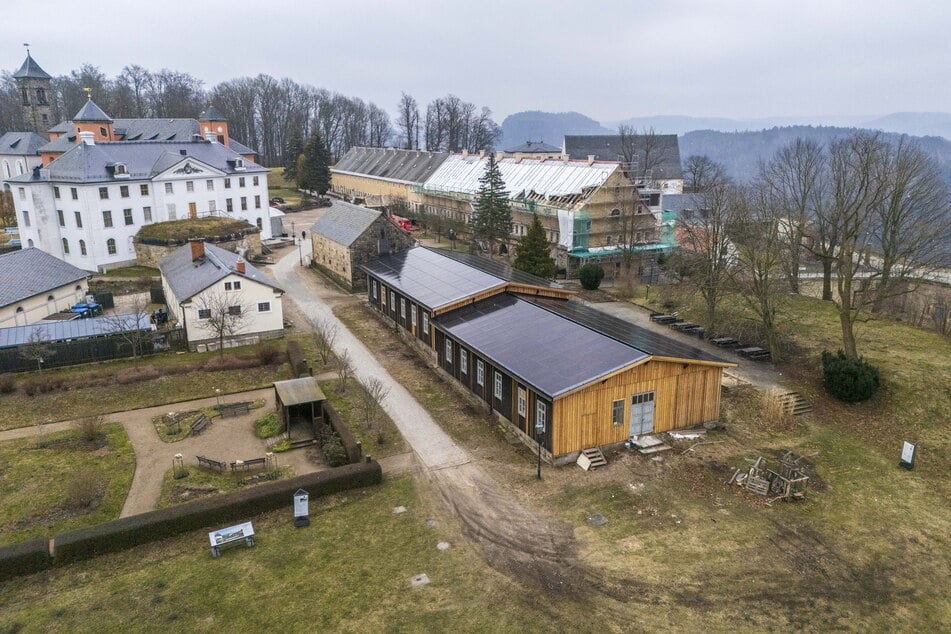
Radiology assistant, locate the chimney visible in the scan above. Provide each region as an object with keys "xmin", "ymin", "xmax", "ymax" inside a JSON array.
[
  {"xmin": 205, "ymin": 130, "xmax": 217, "ymax": 143},
  {"xmin": 236, "ymin": 260, "xmax": 246, "ymax": 274},
  {"xmin": 479, "ymin": 150, "xmax": 485, "ymax": 158},
  {"xmin": 495, "ymin": 151, "xmax": 504, "ymax": 162},
  {"xmin": 79, "ymin": 131, "xmax": 95, "ymax": 146},
  {"xmin": 190, "ymin": 239, "xmax": 205, "ymax": 261},
  {"xmin": 461, "ymin": 149, "xmax": 468, "ymax": 158},
  {"xmin": 588, "ymin": 155, "xmax": 596, "ymax": 165}
]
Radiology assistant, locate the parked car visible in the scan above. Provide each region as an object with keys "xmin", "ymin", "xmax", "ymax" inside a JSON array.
[{"xmin": 269, "ymin": 197, "xmax": 285, "ymax": 204}]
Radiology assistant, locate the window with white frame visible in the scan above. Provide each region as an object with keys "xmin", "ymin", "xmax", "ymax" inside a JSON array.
[
  {"xmin": 389, "ymin": 291, "xmax": 396, "ymax": 313},
  {"xmin": 143, "ymin": 206, "xmax": 152, "ymax": 222},
  {"xmin": 258, "ymin": 302, "xmax": 270, "ymax": 312},
  {"xmin": 107, "ymin": 238, "xmax": 117, "ymax": 255},
  {"xmin": 239, "ymin": 177, "xmax": 245, "ymax": 187},
  {"xmin": 411, "ymin": 305, "xmax": 417, "ymax": 328},
  {"xmin": 476, "ymin": 359, "xmax": 484, "ymax": 386},
  {"xmin": 400, "ymin": 298, "xmax": 406, "ymax": 320},
  {"xmin": 79, "ymin": 240, "xmax": 87, "ymax": 256},
  {"xmin": 74, "ymin": 211, "xmax": 82, "ymax": 228},
  {"xmin": 207, "ymin": 180, "xmax": 214, "ymax": 191},
  {"xmin": 518, "ymin": 388, "xmax": 526, "ymax": 417},
  {"xmin": 536, "ymin": 401, "xmax": 547, "ymax": 432},
  {"xmin": 228, "ymin": 305, "xmax": 242, "ymax": 316},
  {"xmin": 167, "ymin": 203, "xmax": 176, "ymax": 219},
  {"xmin": 445, "ymin": 339, "xmax": 452, "ymax": 365},
  {"xmin": 186, "ymin": 181, "xmax": 194, "ymax": 193},
  {"xmin": 102, "ymin": 210, "xmax": 113, "ymax": 227},
  {"xmin": 57, "ymin": 209, "xmax": 65, "ymax": 226},
  {"xmin": 62, "ymin": 238, "xmax": 69, "ymax": 254},
  {"xmin": 371, "ymin": 280, "xmax": 377, "ymax": 299},
  {"xmin": 422, "ymin": 312, "xmax": 430, "ymax": 334},
  {"xmin": 140, "ymin": 184, "xmax": 149, "ymax": 195},
  {"xmin": 197, "ymin": 308, "xmax": 211, "ymax": 319},
  {"xmin": 209, "ymin": 200, "xmax": 216, "ymax": 212},
  {"xmin": 460, "ymin": 349, "xmax": 468, "ymax": 373},
  {"xmin": 164, "ymin": 182, "xmax": 173, "ymax": 194},
  {"xmin": 18, "ymin": 187, "xmax": 25, "ymax": 200},
  {"xmin": 253, "ymin": 176, "xmax": 259, "ymax": 186},
  {"xmin": 120, "ymin": 185, "xmax": 129, "ymax": 198},
  {"xmin": 123, "ymin": 209, "xmax": 133, "ymax": 226},
  {"xmin": 240, "ymin": 197, "xmax": 247, "ymax": 211},
  {"xmin": 494, "ymin": 371, "xmax": 503, "ymax": 400},
  {"xmin": 22, "ymin": 210, "xmax": 30, "ymax": 226}
]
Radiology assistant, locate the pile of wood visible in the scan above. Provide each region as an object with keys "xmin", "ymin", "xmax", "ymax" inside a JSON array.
[{"xmin": 729, "ymin": 452, "xmax": 809, "ymax": 502}]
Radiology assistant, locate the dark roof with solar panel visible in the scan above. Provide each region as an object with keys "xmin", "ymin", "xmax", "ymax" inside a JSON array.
[
  {"xmin": 522, "ymin": 296, "xmax": 729, "ymax": 364},
  {"xmin": 435, "ymin": 294, "xmax": 647, "ymax": 397},
  {"xmin": 431, "ymin": 248, "xmax": 563, "ymax": 290}
]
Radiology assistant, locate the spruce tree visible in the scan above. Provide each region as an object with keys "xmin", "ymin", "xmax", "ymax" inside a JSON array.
[
  {"xmin": 283, "ymin": 135, "xmax": 303, "ymax": 183},
  {"xmin": 298, "ymin": 131, "xmax": 332, "ymax": 195},
  {"xmin": 471, "ymin": 155, "xmax": 512, "ymax": 255},
  {"xmin": 513, "ymin": 214, "xmax": 556, "ymax": 279}
]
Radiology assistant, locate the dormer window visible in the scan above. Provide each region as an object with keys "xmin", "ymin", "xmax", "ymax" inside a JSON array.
[
  {"xmin": 114, "ymin": 162, "xmax": 129, "ymax": 178},
  {"xmin": 234, "ymin": 158, "xmax": 245, "ymax": 171}
]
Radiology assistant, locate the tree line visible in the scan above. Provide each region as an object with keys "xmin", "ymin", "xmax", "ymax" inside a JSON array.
[
  {"xmin": 1, "ymin": 64, "xmax": 502, "ymax": 166},
  {"xmin": 673, "ymin": 132, "xmax": 951, "ymax": 360}
]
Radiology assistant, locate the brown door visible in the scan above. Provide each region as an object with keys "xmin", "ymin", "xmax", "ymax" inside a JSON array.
[{"xmin": 188, "ymin": 202, "xmax": 197, "ymax": 218}]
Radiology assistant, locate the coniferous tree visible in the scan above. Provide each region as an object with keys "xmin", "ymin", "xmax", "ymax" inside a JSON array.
[
  {"xmin": 298, "ymin": 131, "xmax": 332, "ymax": 195},
  {"xmin": 471, "ymin": 154, "xmax": 511, "ymax": 255},
  {"xmin": 283, "ymin": 135, "xmax": 304, "ymax": 183},
  {"xmin": 513, "ymin": 214, "xmax": 556, "ymax": 279}
]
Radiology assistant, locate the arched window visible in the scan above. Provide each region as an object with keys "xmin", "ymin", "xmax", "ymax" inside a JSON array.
[
  {"xmin": 107, "ymin": 238, "xmax": 117, "ymax": 255},
  {"xmin": 2, "ymin": 161, "xmax": 9, "ymax": 179},
  {"xmin": 27, "ymin": 239, "xmax": 34, "ymax": 247},
  {"xmin": 47, "ymin": 295, "xmax": 55, "ymax": 302},
  {"xmin": 80, "ymin": 240, "xmax": 87, "ymax": 256},
  {"xmin": 15, "ymin": 161, "xmax": 25, "ymax": 176},
  {"xmin": 127, "ymin": 236, "xmax": 135, "ymax": 253},
  {"xmin": 610, "ymin": 208, "xmax": 621, "ymax": 217},
  {"xmin": 62, "ymin": 238, "xmax": 70, "ymax": 254},
  {"xmin": 75, "ymin": 285, "xmax": 82, "ymax": 291}
]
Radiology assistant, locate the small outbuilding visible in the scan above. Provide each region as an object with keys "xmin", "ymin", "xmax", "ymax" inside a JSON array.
[{"xmin": 273, "ymin": 377, "xmax": 326, "ymax": 435}]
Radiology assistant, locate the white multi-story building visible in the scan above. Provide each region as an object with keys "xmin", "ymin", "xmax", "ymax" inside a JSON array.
[{"xmin": 8, "ymin": 99, "xmax": 272, "ymax": 272}]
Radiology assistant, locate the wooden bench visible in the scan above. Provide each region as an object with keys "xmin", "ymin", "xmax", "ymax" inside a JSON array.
[
  {"xmin": 190, "ymin": 415, "xmax": 210, "ymax": 436},
  {"xmin": 231, "ymin": 457, "xmax": 267, "ymax": 473},
  {"xmin": 219, "ymin": 402, "xmax": 250, "ymax": 418},
  {"xmin": 651, "ymin": 314, "xmax": 679, "ymax": 325},
  {"xmin": 208, "ymin": 521, "xmax": 255, "ymax": 557},
  {"xmin": 197, "ymin": 455, "xmax": 228, "ymax": 472},
  {"xmin": 710, "ymin": 336, "xmax": 739, "ymax": 347}
]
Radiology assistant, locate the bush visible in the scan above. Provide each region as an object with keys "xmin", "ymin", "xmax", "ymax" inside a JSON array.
[
  {"xmin": 0, "ymin": 538, "xmax": 52, "ymax": 581},
  {"xmin": 64, "ymin": 468, "xmax": 107, "ymax": 510},
  {"xmin": 115, "ymin": 367, "xmax": 160, "ymax": 384},
  {"xmin": 270, "ymin": 438, "xmax": 292, "ymax": 453},
  {"xmin": 202, "ymin": 356, "xmax": 259, "ymax": 372},
  {"xmin": 579, "ymin": 263, "xmax": 605, "ymax": 290},
  {"xmin": 76, "ymin": 416, "xmax": 105, "ymax": 443},
  {"xmin": 254, "ymin": 412, "xmax": 282, "ymax": 439},
  {"xmin": 821, "ymin": 350, "xmax": 881, "ymax": 403},
  {"xmin": 0, "ymin": 374, "xmax": 15, "ymax": 394},
  {"xmin": 286, "ymin": 340, "xmax": 308, "ymax": 377},
  {"xmin": 256, "ymin": 345, "xmax": 282, "ymax": 366}
]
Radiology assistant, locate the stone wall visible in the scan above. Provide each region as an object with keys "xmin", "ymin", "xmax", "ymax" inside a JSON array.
[
  {"xmin": 349, "ymin": 217, "xmax": 416, "ymax": 290},
  {"xmin": 134, "ymin": 232, "xmax": 262, "ymax": 268}
]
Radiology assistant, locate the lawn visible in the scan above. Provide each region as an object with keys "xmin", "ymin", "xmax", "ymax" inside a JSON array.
[
  {"xmin": 0, "ymin": 337, "xmax": 305, "ymax": 431},
  {"xmin": 319, "ymin": 377, "xmax": 407, "ymax": 459},
  {"xmin": 0, "ymin": 423, "xmax": 135, "ymax": 546},
  {"xmin": 157, "ymin": 465, "xmax": 294, "ymax": 508},
  {"xmin": 267, "ymin": 167, "xmax": 304, "ymax": 208},
  {"xmin": 0, "ymin": 477, "xmax": 551, "ymax": 632},
  {"xmin": 95, "ymin": 265, "xmax": 160, "ymax": 279}
]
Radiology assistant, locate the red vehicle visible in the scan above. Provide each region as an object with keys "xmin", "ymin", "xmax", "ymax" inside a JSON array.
[{"xmin": 390, "ymin": 215, "xmax": 417, "ymax": 232}]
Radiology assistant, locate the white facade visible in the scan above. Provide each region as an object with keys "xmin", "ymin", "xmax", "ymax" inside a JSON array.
[
  {"xmin": 12, "ymin": 153, "xmax": 272, "ymax": 272},
  {"xmin": 1, "ymin": 154, "xmax": 41, "ymax": 191},
  {"xmin": 163, "ymin": 271, "xmax": 284, "ymax": 351}
]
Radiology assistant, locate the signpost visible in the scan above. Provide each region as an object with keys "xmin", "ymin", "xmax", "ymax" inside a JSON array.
[
  {"xmin": 294, "ymin": 488, "xmax": 310, "ymax": 527},
  {"xmin": 899, "ymin": 441, "xmax": 918, "ymax": 470}
]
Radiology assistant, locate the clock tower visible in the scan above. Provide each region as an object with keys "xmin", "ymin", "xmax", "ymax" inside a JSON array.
[{"xmin": 13, "ymin": 47, "xmax": 53, "ymax": 135}]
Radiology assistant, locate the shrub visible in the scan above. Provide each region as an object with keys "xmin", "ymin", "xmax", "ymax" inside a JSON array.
[
  {"xmin": 115, "ymin": 367, "xmax": 160, "ymax": 384},
  {"xmin": 0, "ymin": 538, "xmax": 52, "ymax": 581},
  {"xmin": 321, "ymin": 436, "xmax": 348, "ymax": 467},
  {"xmin": 821, "ymin": 350, "xmax": 881, "ymax": 403},
  {"xmin": 256, "ymin": 345, "xmax": 281, "ymax": 366},
  {"xmin": 579, "ymin": 263, "xmax": 605, "ymax": 290},
  {"xmin": 270, "ymin": 438, "xmax": 292, "ymax": 453},
  {"xmin": 64, "ymin": 468, "xmax": 107, "ymax": 510},
  {"xmin": 202, "ymin": 356, "xmax": 259, "ymax": 372},
  {"xmin": 254, "ymin": 412, "xmax": 282, "ymax": 439},
  {"xmin": 76, "ymin": 416, "xmax": 105, "ymax": 443},
  {"xmin": 0, "ymin": 374, "xmax": 15, "ymax": 394}
]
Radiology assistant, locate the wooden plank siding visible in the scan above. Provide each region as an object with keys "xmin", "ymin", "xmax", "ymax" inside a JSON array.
[
  {"xmin": 551, "ymin": 360, "xmax": 723, "ymax": 456},
  {"xmin": 367, "ymin": 275, "xmax": 435, "ymax": 349}
]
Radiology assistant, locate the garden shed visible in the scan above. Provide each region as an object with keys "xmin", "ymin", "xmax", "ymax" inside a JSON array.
[{"xmin": 273, "ymin": 377, "xmax": 326, "ymax": 434}]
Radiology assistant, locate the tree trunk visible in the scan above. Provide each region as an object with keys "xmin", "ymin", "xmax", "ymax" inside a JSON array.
[
  {"xmin": 839, "ymin": 309, "xmax": 858, "ymax": 358},
  {"xmin": 822, "ymin": 260, "xmax": 833, "ymax": 301}
]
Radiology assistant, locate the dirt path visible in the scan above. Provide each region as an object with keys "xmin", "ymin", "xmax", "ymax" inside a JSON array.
[{"xmin": 270, "ymin": 238, "xmax": 589, "ymax": 592}]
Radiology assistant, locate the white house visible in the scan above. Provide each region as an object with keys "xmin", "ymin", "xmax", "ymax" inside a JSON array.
[
  {"xmin": 0, "ymin": 247, "xmax": 91, "ymax": 327},
  {"xmin": 0, "ymin": 132, "xmax": 45, "ymax": 192},
  {"xmin": 8, "ymin": 99, "xmax": 273, "ymax": 272},
  {"xmin": 158, "ymin": 240, "xmax": 284, "ymax": 351}
]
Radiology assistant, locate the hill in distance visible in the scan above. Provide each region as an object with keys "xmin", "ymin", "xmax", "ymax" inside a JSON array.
[{"xmin": 498, "ymin": 111, "xmax": 612, "ymax": 151}]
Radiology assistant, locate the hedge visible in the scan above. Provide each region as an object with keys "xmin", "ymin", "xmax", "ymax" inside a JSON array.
[
  {"xmin": 320, "ymin": 401, "xmax": 362, "ymax": 464},
  {"xmin": 0, "ymin": 538, "xmax": 52, "ymax": 581},
  {"xmin": 286, "ymin": 340, "xmax": 309, "ymax": 378},
  {"xmin": 53, "ymin": 461, "xmax": 381, "ymax": 564}
]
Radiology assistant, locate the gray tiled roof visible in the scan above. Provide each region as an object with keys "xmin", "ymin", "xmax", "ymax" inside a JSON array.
[
  {"xmin": 0, "ymin": 314, "xmax": 150, "ymax": 349},
  {"xmin": 199, "ymin": 106, "xmax": 227, "ymax": 121},
  {"xmin": 12, "ymin": 53, "xmax": 51, "ymax": 79},
  {"xmin": 0, "ymin": 132, "xmax": 47, "ymax": 156},
  {"xmin": 436, "ymin": 294, "xmax": 647, "ymax": 397},
  {"xmin": 22, "ymin": 140, "xmax": 267, "ymax": 184},
  {"xmin": 333, "ymin": 147, "xmax": 451, "ymax": 184},
  {"xmin": 661, "ymin": 193, "xmax": 706, "ymax": 214},
  {"xmin": 564, "ymin": 134, "xmax": 683, "ymax": 180},
  {"xmin": 0, "ymin": 248, "xmax": 90, "ymax": 309},
  {"xmin": 158, "ymin": 242, "xmax": 282, "ymax": 304},
  {"xmin": 41, "ymin": 119, "xmax": 256, "ymax": 154},
  {"xmin": 504, "ymin": 140, "xmax": 562, "ymax": 153},
  {"xmin": 310, "ymin": 200, "xmax": 382, "ymax": 247},
  {"xmin": 73, "ymin": 99, "xmax": 113, "ymax": 123}
]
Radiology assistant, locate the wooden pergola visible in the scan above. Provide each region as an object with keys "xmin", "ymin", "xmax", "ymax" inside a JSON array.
[{"xmin": 273, "ymin": 377, "xmax": 326, "ymax": 434}]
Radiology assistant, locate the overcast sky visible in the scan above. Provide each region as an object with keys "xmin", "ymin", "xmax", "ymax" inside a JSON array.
[{"xmin": 7, "ymin": 0, "xmax": 950, "ymax": 122}]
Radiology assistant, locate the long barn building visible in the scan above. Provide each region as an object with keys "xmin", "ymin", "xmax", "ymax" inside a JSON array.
[{"xmin": 362, "ymin": 246, "xmax": 733, "ymax": 465}]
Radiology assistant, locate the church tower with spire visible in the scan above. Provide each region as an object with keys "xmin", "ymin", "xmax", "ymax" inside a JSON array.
[{"xmin": 13, "ymin": 46, "xmax": 53, "ymax": 134}]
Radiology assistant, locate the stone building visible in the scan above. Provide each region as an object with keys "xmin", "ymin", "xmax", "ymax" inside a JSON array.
[{"xmin": 309, "ymin": 199, "xmax": 415, "ymax": 290}]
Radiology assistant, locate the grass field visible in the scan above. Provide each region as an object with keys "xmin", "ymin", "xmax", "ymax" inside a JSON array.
[
  {"xmin": 319, "ymin": 377, "xmax": 408, "ymax": 459},
  {"xmin": 157, "ymin": 465, "xmax": 295, "ymax": 509},
  {"xmin": 0, "ymin": 423, "xmax": 134, "ymax": 546},
  {"xmin": 267, "ymin": 167, "xmax": 304, "ymax": 208}
]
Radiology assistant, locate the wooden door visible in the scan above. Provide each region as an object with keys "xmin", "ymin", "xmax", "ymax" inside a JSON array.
[
  {"xmin": 629, "ymin": 391, "xmax": 655, "ymax": 436},
  {"xmin": 188, "ymin": 202, "xmax": 197, "ymax": 218}
]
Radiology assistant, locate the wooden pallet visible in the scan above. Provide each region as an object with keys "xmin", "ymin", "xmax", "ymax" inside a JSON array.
[{"xmin": 779, "ymin": 391, "xmax": 812, "ymax": 415}]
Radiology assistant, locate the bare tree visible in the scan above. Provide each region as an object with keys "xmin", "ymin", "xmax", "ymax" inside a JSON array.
[
  {"xmin": 102, "ymin": 296, "xmax": 152, "ymax": 366},
  {"xmin": 683, "ymin": 155, "xmax": 725, "ymax": 193},
  {"xmin": 729, "ymin": 183, "xmax": 790, "ymax": 361},
  {"xmin": 761, "ymin": 138, "xmax": 825, "ymax": 294},
  {"xmin": 19, "ymin": 326, "xmax": 55, "ymax": 372},
  {"xmin": 314, "ymin": 317, "xmax": 338, "ymax": 367},
  {"xmin": 618, "ymin": 125, "xmax": 669, "ymax": 187},
  {"xmin": 675, "ymin": 161, "xmax": 737, "ymax": 333},
  {"xmin": 195, "ymin": 291, "xmax": 250, "ymax": 357},
  {"xmin": 335, "ymin": 349, "xmax": 353, "ymax": 392},
  {"xmin": 359, "ymin": 376, "xmax": 390, "ymax": 432},
  {"xmin": 396, "ymin": 92, "xmax": 419, "ymax": 149}
]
